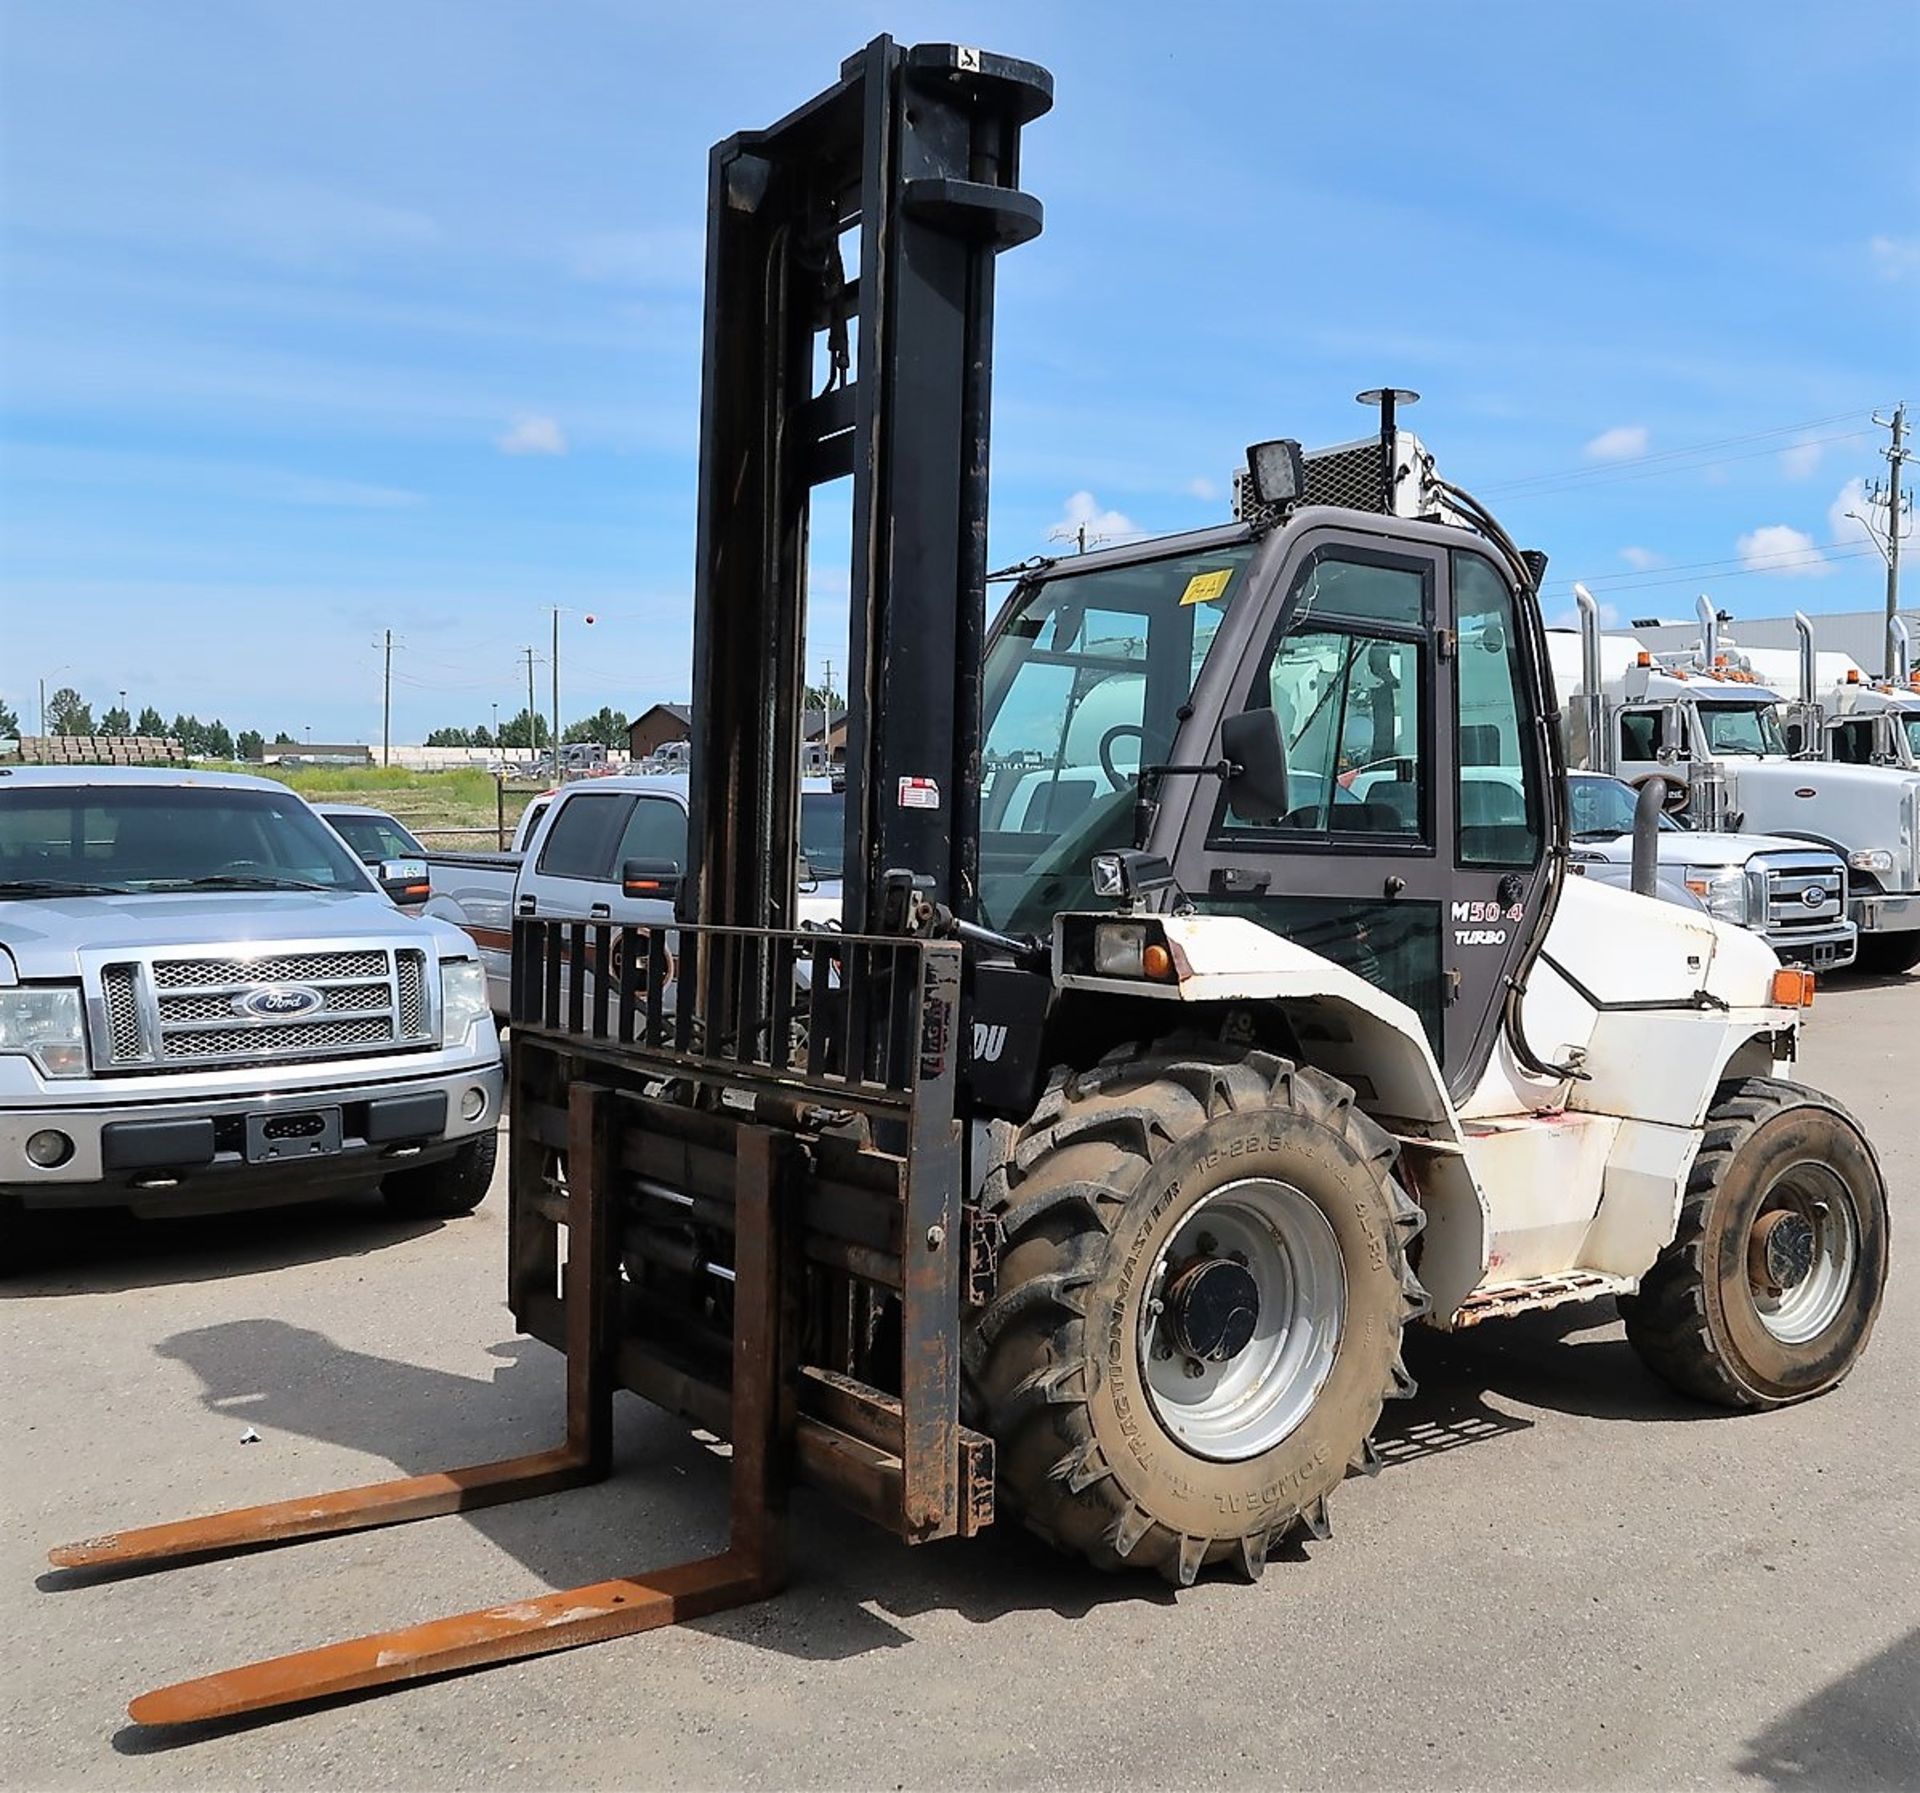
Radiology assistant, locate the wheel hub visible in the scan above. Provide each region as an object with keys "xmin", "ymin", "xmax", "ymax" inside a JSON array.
[
  {"xmin": 1750, "ymin": 1209, "xmax": 1816, "ymax": 1293},
  {"xmin": 1163, "ymin": 1257, "xmax": 1261, "ymax": 1362}
]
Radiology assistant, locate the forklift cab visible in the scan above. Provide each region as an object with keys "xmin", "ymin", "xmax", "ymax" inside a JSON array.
[{"xmin": 979, "ymin": 506, "xmax": 1557, "ymax": 1102}]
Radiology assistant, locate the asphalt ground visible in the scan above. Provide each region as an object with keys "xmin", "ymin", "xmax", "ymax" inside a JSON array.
[{"xmin": 3, "ymin": 978, "xmax": 1915, "ymax": 1791}]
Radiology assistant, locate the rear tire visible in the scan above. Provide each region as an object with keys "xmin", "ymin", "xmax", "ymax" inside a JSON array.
[
  {"xmin": 1620, "ymin": 1078, "xmax": 1888, "ymax": 1408},
  {"xmin": 965, "ymin": 1044, "xmax": 1426, "ymax": 1586},
  {"xmin": 1853, "ymin": 932, "xmax": 1920, "ymax": 976},
  {"xmin": 381, "ymin": 1130, "xmax": 497, "ymax": 1219}
]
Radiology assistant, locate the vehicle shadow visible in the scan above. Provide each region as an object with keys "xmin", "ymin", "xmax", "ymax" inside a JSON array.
[
  {"xmin": 69, "ymin": 1296, "xmax": 1720, "ymax": 1749},
  {"xmin": 1735, "ymin": 1626, "xmax": 1920, "ymax": 1787},
  {"xmin": 3, "ymin": 1191, "xmax": 445, "ymax": 1297}
]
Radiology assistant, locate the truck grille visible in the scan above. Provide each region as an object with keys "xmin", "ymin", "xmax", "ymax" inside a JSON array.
[
  {"xmin": 87, "ymin": 946, "xmax": 437, "ymax": 1073},
  {"xmin": 1759, "ymin": 860, "xmax": 1845, "ymax": 930}
]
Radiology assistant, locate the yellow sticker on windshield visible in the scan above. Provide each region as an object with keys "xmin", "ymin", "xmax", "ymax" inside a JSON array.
[{"xmin": 1178, "ymin": 568, "xmax": 1234, "ymax": 607}]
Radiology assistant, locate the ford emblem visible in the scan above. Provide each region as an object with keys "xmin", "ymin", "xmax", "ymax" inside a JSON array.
[
  {"xmin": 236, "ymin": 985, "xmax": 324, "ymax": 1019},
  {"xmin": 1801, "ymin": 884, "xmax": 1826, "ymax": 909}
]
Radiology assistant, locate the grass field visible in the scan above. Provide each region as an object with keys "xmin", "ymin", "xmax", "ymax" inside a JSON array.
[{"xmin": 246, "ymin": 765, "xmax": 542, "ymax": 849}]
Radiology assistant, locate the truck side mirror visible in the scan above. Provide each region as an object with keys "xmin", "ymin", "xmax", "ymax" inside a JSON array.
[
  {"xmin": 621, "ymin": 859, "xmax": 682, "ymax": 902},
  {"xmin": 378, "ymin": 858, "xmax": 430, "ymax": 906},
  {"xmin": 1221, "ymin": 708, "xmax": 1291, "ymax": 822}
]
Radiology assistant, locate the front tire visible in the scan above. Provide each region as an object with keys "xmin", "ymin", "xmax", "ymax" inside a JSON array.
[
  {"xmin": 965, "ymin": 1045, "xmax": 1426, "ymax": 1586},
  {"xmin": 1854, "ymin": 932, "xmax": 1920, "ymax": 977},
  {"xmin": 1620, "ymin": 1078, "xmax": 1888, "ymax": 1407},
  {"xmin": 381, "ymin": 1130, "xmax": 498, "ymax": 1219}
]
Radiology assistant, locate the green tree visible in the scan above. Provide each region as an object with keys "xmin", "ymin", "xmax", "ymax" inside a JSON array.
[
  {"xmin": 204, "ymin": 719, "xmax": 234, "ymax": 759},
  {"xmin": 0, "ymin": 697, "xmax": 19, "ymax": 738},
  {"xmin": 101, "ymin": 705, "xmax": 132, "ymax": 735},
  {"xmin": 497, "ymin": 708, "xmax": 551, "ymax": 750},
  {"xmin": 274, "ymin": 729, "xmax": 298, "ymax": 745},
  {"xmin": 135, "ymin": 705, "xmax": 166, "ymax": 737},
  {"xmin": 426, "ymin": 726, "xmax": 475, "ymax": 747},
  {"xmin": 171, "ymin": 713, "xmax": 207, "ymax": 755},
  {"xmin": 563, "ymin": 705, "xmax": 629, "ymax": 748},
  {"xmin": 803, "ymin": 682, "xmax": 839, "ymax": 713},
  {"xmin": 472, "ymin": 723, "xmax": 494, "ymax": 748},
  {"xmin": 47, "ymin": 687, "xmax": 93, "ymax": 735},
  {"xmin": 236, "ymin": 728, "xmax": 265, "ymax": 761}
]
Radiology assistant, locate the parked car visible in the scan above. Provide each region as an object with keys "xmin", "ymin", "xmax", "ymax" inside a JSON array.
[
  {"xmin": 315, "ymin": 804, "xmax": 431, "ymax": 914},
  {"xmin": 1565, "ymin": 771, "xmax": 1857, "ymax": 969},
  {"xmin": 427, "ymin": 774, "xmax": 842, "ymax": 1015},
  {"xmin": 0, "ymin": 768, "xmax": 503, "ymax": 1266}
]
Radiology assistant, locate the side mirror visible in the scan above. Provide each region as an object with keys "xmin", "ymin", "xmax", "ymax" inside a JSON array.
[
  {"xmin": 621, "ymin": 858, "xmax": 682, "ymax": 902},
  {"xmin": 797, "ymin": 852, "xmax": 817, "ymax": 892},
  {"xmin": 378, "ymin": 858, "xmax": 430, "ymax": 905},
  {"xmin": 1220, "ymin": 708, "xmax": 1291, "ymax": 823}
]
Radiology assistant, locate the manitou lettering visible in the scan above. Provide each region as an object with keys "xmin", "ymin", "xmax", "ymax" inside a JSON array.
[{"xmin": 971, "ymin": 1022, "xmax": 1008, "ymax": 1063}]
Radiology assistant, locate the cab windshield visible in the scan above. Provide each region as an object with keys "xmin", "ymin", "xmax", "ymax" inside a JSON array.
[
  {"xmin": 977, "ymin": 541, "xmax": 1256, "ymax": 932},
  {"xmin": 1567, "ymin": 775, "xmax": 1679, "ymax": 838},
  {"xmin": 1903, "ymin": 714, "xmax": 1920, "ymax": 762},
  {"xmin": 1697, "ymin": 703, "xmax": 1786, "ymax": 756}
]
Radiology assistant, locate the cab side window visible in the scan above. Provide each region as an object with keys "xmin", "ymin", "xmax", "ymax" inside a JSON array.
[
  {"xmin": 1619, "ymin": 710, "xmax": 1663, "ymax": 762},
  {"xmin": 536, "ymin": 793, "xmax": 635, "ymax": 881},
  {"xmin": 1832, "ymin": 720, "xmax": 1875, "ymax": 765},
  {"xmin": 615, "ymin": 796, "xmax": 688, "ymax": 868},
  {"xmin": 1452, "ymin": 554, "xmax": 1543, "ymax": 868},
  {"xmin": 1216, "ymin": 554, "xmax": 1428, "ymax": 844}
]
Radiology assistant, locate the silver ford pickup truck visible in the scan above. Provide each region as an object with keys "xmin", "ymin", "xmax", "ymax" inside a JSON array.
[{"xmin": 0, "ymin": 768, "xmax": 503, "ymax": 1263}]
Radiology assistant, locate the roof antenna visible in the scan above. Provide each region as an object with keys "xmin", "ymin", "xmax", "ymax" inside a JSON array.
[{"xmin": 1356, "ymin": 386, "xmax": 1419, "ymax": 513}]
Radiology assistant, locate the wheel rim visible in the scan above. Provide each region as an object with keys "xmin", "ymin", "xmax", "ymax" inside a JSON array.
[
  {"xmin": 1138, "ymin": 1178, "xmax": 1346, "ymax": 1463},
  {"xmin": 1745, "ymin": 1160, "xmax": 1857, "ymax": 1346}
]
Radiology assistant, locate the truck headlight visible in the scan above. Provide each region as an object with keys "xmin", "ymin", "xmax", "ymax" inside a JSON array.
[
  {"xmin": 1683, "ymin": 867, "xmax": 1749, "ymax": 923},
  {"xmin": 1847, "ymin": 849, "xmax": 1895, "ymax": 875},
  {"xmin": 439, "ymin": 959, "xmax": 491, "ymax": 1044},
  {"xmin": 0, "ymin": 986, "xmax": 88, "ymax": 1078}
]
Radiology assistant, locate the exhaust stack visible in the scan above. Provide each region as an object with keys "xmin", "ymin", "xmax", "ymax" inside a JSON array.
[
  {"xmin": 1891, "ymin": 616, "xmax": 1913, "ymax": 685},
  {"xmin": 1795, "ymin": 610, "xmax": 1817, "ymax": 704},
  {"xmin": 1695, "ymin": 594, "xmax": 1720, "ymax": 671},
  {"xmin": 1574, "ymin": 582, "xmax": 1608, "ymax": 773}
]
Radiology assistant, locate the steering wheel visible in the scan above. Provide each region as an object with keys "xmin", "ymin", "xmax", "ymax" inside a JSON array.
[
  {"xmin": 1624, "ymin": 768, "xmax": 1689, "ymax": 815},
  {"xmin": 1098, "ymin": 724, "xmax": 1145, "ymax": 792}
]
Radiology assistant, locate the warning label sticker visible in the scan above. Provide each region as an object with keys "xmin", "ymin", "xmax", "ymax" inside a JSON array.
[
  {"xmin": 1178, "ymin": 569, "xmax": 1235, "ymax": 607},
  {"xmin": 898, "ymin": 777, "xmax": 941, "ymax": 810}
]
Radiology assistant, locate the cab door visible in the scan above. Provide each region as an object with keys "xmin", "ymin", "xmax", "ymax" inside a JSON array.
[{"xmin": 1168, "ymin": 526, "xmax": 1551, "ymax": 1101}]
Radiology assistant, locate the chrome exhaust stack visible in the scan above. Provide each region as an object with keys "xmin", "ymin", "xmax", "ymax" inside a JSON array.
[
  {"xmin": 1695, "ymin": 593, "xmax": 1720, "ymax": 671},
  {"xmin": 1891, "ymin": 615, "xmax": 1913, "ymax": 686},
  {"xmin": 1574, "ymin": 582, "xmax": 1608, "ymax": 773}
]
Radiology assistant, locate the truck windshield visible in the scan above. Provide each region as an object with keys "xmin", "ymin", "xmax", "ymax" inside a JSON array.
[
  {"xmin": 1903, "ymin": 715, "xmax": 1920, "ymax": 761},
  {"xmin": 1567, "ymin": 775, "xmax": 1680, "ymax": 838},
  {"xmin": 0, "ymin": 786, "xmax": 373, "ymax": 894},
  {"xmin": 1698, "ymin": 703, "xmax": 1787, "ymax": 756},
  {"xmin": 977, "ymin": 541, "xmax": 1257, "ymax": 932}
]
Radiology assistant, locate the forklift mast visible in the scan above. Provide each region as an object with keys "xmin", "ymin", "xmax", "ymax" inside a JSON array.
[{"xmin": 685, "ymin": 35, "xmax": 1052, "ymax": 941}]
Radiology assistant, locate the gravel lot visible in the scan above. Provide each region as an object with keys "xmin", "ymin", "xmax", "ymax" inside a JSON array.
[{"xmin": 4, "ymin": 979, "xmax": 1915, "ymax": 1791}]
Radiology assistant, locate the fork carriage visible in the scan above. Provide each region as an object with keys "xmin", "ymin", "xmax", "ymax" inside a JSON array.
[{"xmin": 508, "ymin": 915, "xmax": 995, "ymax": 1547}]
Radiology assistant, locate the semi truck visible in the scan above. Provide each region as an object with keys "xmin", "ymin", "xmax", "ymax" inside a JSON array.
[
  {"xmin": 1552, "ymin": 590, "xmax": 1920, "ymax": 975},
  {"xmin": 52, "ymin": 38, "xmax": 1891, "ymax": 1730}
]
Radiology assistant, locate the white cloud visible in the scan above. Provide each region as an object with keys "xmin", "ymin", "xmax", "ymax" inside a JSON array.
[
  {"xmin": 1780, "ymin": 439, "xmax": 1824, "ymax": 480},
  {"xmin": 1185, "ymin": 476, "xmax": 1221, "ymax": 502},
  {"xmin": 1827, "ymin": 476, "xmax": 1893, "ymax": 550},
  {"xmin": 1619, "ymin": 545, "xmax": 1664, "ymax": 571},
  {"xmin": 1870, "ymin": 235, "xmax": 1920, "ymax": 281},
  {"xmin": 1585, "ymin": 424, "xmax": 1648, "ymax": 461},
  {"xmin": 497, "ymin": 415, "xmax": 567, "ymax": 457},
  {"xmin": 1051, "ymin": 489, "xmax": 1141, "ymax": 549},
  {"xmin": 1736, "ymin": 523, "xmax": 1828, "ymax": 577}
]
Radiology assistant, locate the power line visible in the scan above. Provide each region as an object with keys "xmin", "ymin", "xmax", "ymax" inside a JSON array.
[
  {"xmin": 1485, "ymin": 426, "xmax": 1874, "ymax": 502},
  {"xmin": 1558, "ymin": 544, "xmax": 1882, "ymax": 599},
  {"xmin": 1566, "ymin": 534, "xmax": 1883, "ymax": 589},
  {"xmin": 1478, "ymin": 407, "xmax": 1871, "ymax": 497}
]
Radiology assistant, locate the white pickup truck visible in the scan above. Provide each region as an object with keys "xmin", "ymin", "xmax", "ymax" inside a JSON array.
[
  {"xmin": 0, "ymin": 768, "xmax": 503, "ymax": 1265},
  {"xmin": 426, "ymin": 774, "xmax": 844, "ymax": 1014}
]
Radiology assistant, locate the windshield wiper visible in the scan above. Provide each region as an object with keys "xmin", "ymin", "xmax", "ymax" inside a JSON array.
[
  {"xmin": 0, "ymin": 877, "xmax": 131, "ymax": 897},
  {"xmin": 160, "ymin": 875, "xmax": 336, "ymax": 893}
]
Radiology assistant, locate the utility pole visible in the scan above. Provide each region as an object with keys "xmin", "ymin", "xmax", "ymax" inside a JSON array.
[
  {"xmin": 550, "ymin": 607, "xmax": 561, "ymax": 769},
  {"xmin": 522, "ymin": 646, "xmax": 539, "ymax": 763},
  {"xmin": 381, "ymin": 629, "xmax": 394, "ymax": 768},
  {"xmin": 1867, "ymin": 402, "xmax": 1911, "ymax": 669}
]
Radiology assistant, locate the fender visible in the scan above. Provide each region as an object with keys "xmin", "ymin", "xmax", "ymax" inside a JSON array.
[{"xmin": 1052, "ymin": 910, "xmax": 1493, "ymax": 1317}]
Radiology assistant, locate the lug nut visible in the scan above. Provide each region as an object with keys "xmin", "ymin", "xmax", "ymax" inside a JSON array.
[{"xmin": 1183, "ymin": 1357, "xmax": 1206, "ymax": 1379}]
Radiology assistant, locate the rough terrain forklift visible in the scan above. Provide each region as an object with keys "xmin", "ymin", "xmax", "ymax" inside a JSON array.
[{"xmin": 50, "ymin": 36, "xmax": 1889, "ymax": 1727}]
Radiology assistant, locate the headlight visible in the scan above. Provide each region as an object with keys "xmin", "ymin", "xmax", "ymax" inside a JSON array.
[
  {"xmin": 1091, "ymin": 921, "xmax": 1176, "ymax": 981},
  {"xmin": 1847, "ymin": 848, "xmax": 1895, "ymax": 875},
  {"xmin": 0, "ymin": 986, "xmax": 88, "ymax": 1078},
  {"xmin": 1683, "ymin": 867, "xmax": 1749, "ymax": 923},
  {"xmin": 439, "ymin": 959, "xmax": 491, "ymax": 1044}
]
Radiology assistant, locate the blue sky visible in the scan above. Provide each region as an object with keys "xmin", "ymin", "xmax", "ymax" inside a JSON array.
[{"xmin": 2, "ymin": 1, "xmax": 1915, "ymax": 742}]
